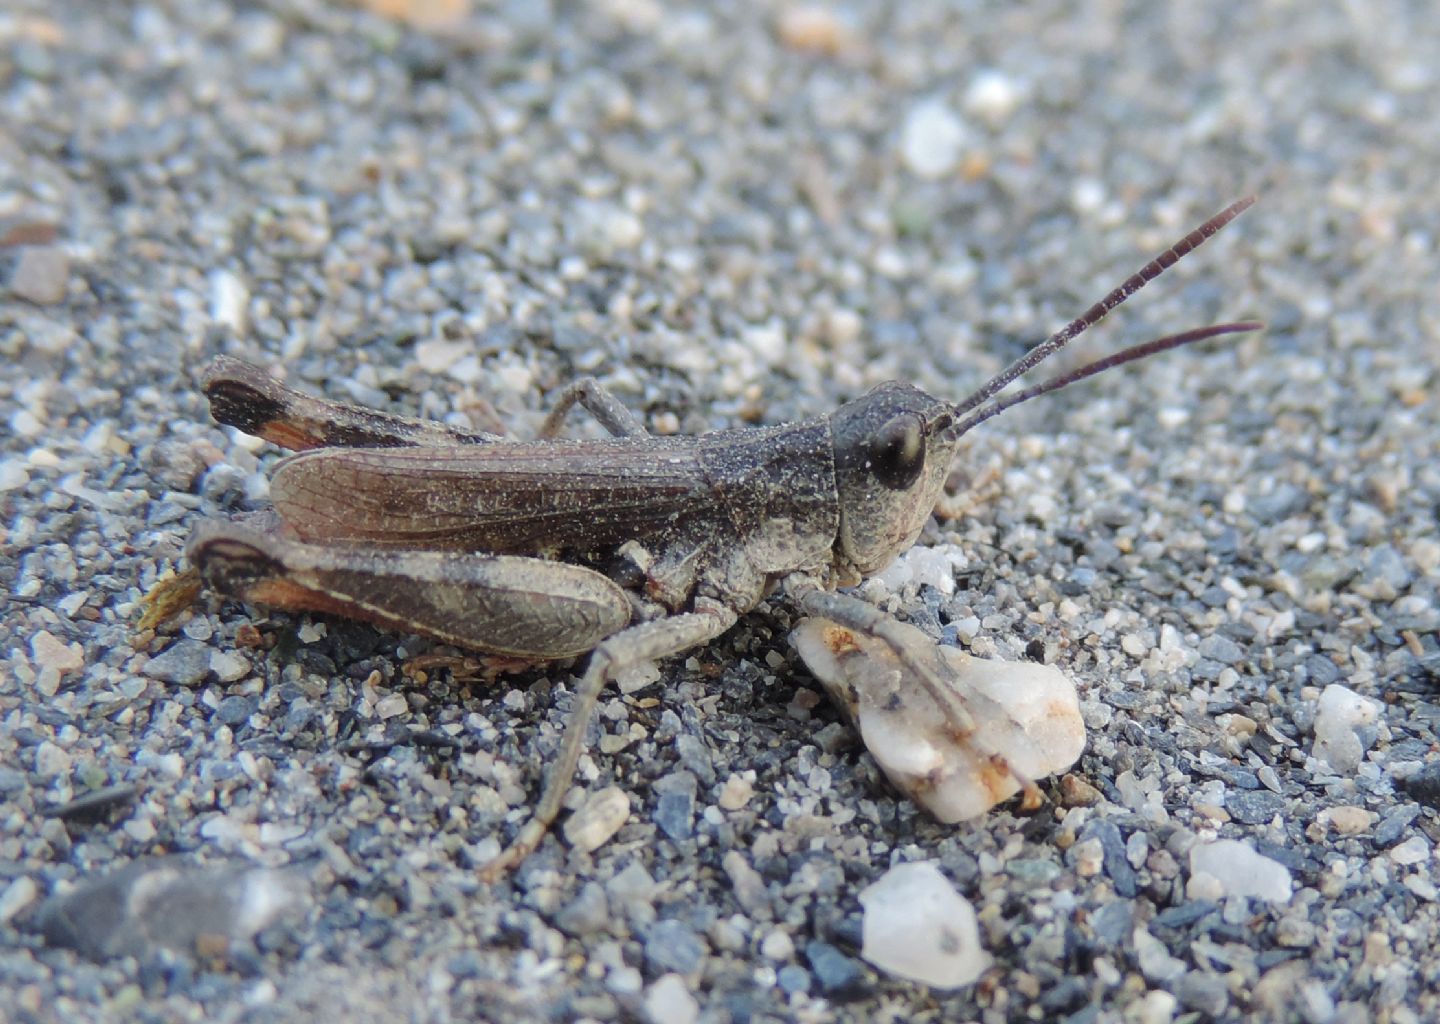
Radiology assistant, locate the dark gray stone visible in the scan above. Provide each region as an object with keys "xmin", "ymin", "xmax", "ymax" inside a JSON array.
[{"xmin": 141, "ymin": 642, "xmax": 212, "ymax": 687}]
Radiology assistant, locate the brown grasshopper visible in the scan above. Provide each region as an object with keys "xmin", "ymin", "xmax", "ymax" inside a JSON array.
[{"xmin": 185, "ymin": 198, "xmax": 1259, "ymax": 878}]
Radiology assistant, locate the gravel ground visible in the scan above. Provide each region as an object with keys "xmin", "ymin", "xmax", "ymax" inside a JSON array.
[{"xmin": 3, "ymin": 1, "xmax": 1438, "ymax": 1022}]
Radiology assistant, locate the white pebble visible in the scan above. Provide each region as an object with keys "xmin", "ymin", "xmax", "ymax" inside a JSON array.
[
  {"xmin": 963, "ymin": 70, "xmax": 1021, "ymax": 124},
  {"xmin": 900, "ymin": 98, "xmax": 968, "ymax": 179},
  {"xmin": 209, "ymin": 269, "xmax": 250, "ymax": 335},
  {"xmin": 34, "ymin": 741, "xmax": 72, "ymax": 776},
  {"xmin": 859, "ymin": 861, "xmax": 989, "ymax": 989},
  {"xmin": 0, "ymin": 876, "xmax": 38, "ymax": 923},
  {"xmin": 1311, "ymin": 683, "xmax": 1383, "ymax": 773},
  {"xmin": 1188, "ymin": 839, "xmax": 1293, "ymax": 903},
  {"xmin": 760, "ymin": 928, "xmax": 794, "ymax": 962},
  {"xmin": 0, "ymin": 459, "xmax": 30, "ymax": 491},
  {"xmin": 563, "ymin": 785, "xmax": 631, "ymax": 853},
  {"xmin": 210, "ymin": 650, "xmax": 251, "ymax": 683},
  {"xmin": 643, "ymin": 974, "xmax": 698, "ymax": 1024},
  {"xmin": 1389, "ymin": 835, "xmax": 1430, "ymax": 865}
]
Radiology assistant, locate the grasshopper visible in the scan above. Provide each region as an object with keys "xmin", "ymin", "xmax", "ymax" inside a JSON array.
[{"xmin": 186, "ymin": 198, "xmax": 1259, "ymax": 878}]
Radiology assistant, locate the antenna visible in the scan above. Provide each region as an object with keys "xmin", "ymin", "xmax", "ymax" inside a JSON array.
[{"xmin": 940, "ymin": 195, "xmax": 1257, "ymax": 438}]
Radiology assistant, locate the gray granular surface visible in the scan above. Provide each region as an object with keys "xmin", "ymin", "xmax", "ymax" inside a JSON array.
[{"xmin": 3, "ymin": 2, "xmax": 1438, "ymax": 1022}]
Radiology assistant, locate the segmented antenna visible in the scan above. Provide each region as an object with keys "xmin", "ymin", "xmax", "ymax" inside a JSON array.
[
  {"xmin": 945, "ymin": 319, "xmax": 1263, "ymax": 437},
  {"xmin": 940, "ymin": 196, "xmax": 1257, "ymax": 437}
]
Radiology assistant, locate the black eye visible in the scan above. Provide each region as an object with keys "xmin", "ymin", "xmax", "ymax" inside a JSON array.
[{"xmin": 867, "ymin": 414, "xmax": 926, "ymax": 490}]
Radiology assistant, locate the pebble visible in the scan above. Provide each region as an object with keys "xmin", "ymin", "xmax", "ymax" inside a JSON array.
[
  {"xmin": 963, "ymin": 70, "xmax": 1021, "ymax": 125},
  {"xmin": 644, "ymin": 974, "xmax": 698, "ymax": 1024},
  {"xmin": 0, "ymin": 876, "xmax": 38, "ymax": 923},
  {"xmin": 1317, "ymin": 805, "xmax": 1374, "ymax": 835},
  {"xmin": 209, "ymin": 650, "xmax": 250, "ymax": 683},
  {"xmin": 899, "ymin": 98, "xmax": 968, "ymax": 179},
  {"xmin": 759, "ymin": 928, "xmax": 794, "ymax": 962},
  {"xmin": 775, "ymin": 6, "xmax": 852, "ymax": 56},
  {"xmin": 142, "ymin": 641, "xmax": 213, "ymax": 687},
  {"xmin": 1387, "ymin": 835, "xmax": 1430, "ymax": 865},
  {"xmin": 555, "ymin": 882, "xmax": 610, "ymax": 937},
  {"xmin": 34, "ymin": 741, "xmax": 72, "ymax": 777},
  {"xmin": 1311, "ymin": 684, "xmax": 1383, "ymax": 773},
  {"xmin": 717, "ymin": 773, "xmax": 753, "ymax": 810},
  {"xmin": 805, "ymin": 940, "xmax": 865, "ymax": 997},
  {"xmin": 30, "ymin": 630, "xmax": 85, "ymax": 676},
  {"xmin": 562, "ymin": 786, "xmax": 631, "ymax": 853},
  {"xmin": 643, "ymin": 919, "xmax": 706, "ymax": 975},
  {"xmin": 1188, "ymin": 840, "xmax": 1293, "ymax": 903},
  {"xmin": 652, "ymin": 771, "xmax": 697, "ymax": 841},
  {"xmin": 1175, "ymin": 970, "xmax": 1230, "ymax": 1016},
  {"xmin": 1226, "ymin": 789, "xmax": 1286, "ymax": 825},
  {"xmin": 858, "ymin": 862, "xmax": 989, "ymax": 989},
  {"xmin": 722, "ymin": 851, "xmax": 768, "ymax": 915},
  {"xmin": 8, "ymin": 245, "xmax": 70, "ymax": 304}
]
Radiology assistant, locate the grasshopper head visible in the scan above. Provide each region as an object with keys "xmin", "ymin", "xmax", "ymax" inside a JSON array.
[{"xmin": 828, "ymin": 382, "xmax": 961, "ymax": 579}]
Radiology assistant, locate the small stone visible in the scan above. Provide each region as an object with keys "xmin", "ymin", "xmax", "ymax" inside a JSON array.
[
  {"xmin": 208, "ymin": 269, "xmax": 249, "ymax": 335},
  {"xmin": 563, "ymin": 786, "xmax": 630, "ymax": 853},
  {"xmin": 775, "ymin": 6, "xmax": 852, "ymax": 55},
  {"xmin": 722, "ymin": 851, "xmax": 768, "ymax": 915},
  {"xmin": 374, "ymin": 693, "xmax": 408, "ymax": 720},
  {"xmin": 805, "ymin": 940, "xmax": 865, "ymax": 997},
  {"xmin": 9, "ymin": 245, "xmax": 70, "ymax": 304},
  {"xmin": 0, "ymin": 876, "xmax": 38, "ymax": 923},
  {"xmin": 1388, "ymin": 835, "xmax": 1430, "ymax": 865},
  {"xmin": 717, "ymin": 773, "xmax": 753, "ymax": 810},
  {"xmin": 1134, "ymin": 990, "xmax": 1178, "ymax": 1024},
  {"xmin": 1197, "ymin": 634, "xmax": 1244, "ymax": 665},
  {"xmin": 1374, "ymin": 804, "xmax": 1420, "ymax": 846},
  {"xmin": 1318, "ymin": 805, "xmax": 1374, "ymax": 835},
  {"xmin": 899, "ymin": 98, "xmax": 968, "ymax": 179},
  {"xmin": 142, "ymin": 641, "xmax": 213, "ymax": 687},
  {"xmin": 30, "ymin": 630, "xmax": 84, "ymax": 676},
  {"xmin": 1134, "ymin": 926, "xmax": 1186, "ymax": 983},
  {"xmin": 643, "ymin": 919, "xmax": 705, "ymax": 975},
  {"xmin": 760, "ymin": 928, "xmax": 794, "ymax": 962},
  {"xmin": 653, "ymin": 771, "xmax": 696, "ymax": 842},
  {"xmin": 858, "ymin": 861, "xmax": 989, "ymax": 989},
  {"xmin": 1311, "ymin": 684, "xmax": 1383, "ymax": 773},
  {"xmin": 1061, "ymin": 773, "xmax": 1102, "ymax": 806},
  {"xmin": 209, "ymin": 650, "xmax": 250, "ymax": 683},
  {"xmin": 1175, "ymin": 970, "xmax": 1230, "ymax": 1016},
  {"xmin": 1189, "ymin": 840, "xmax": 1293, "ymax": 903},
  {"xmin": 34, "ymin": 741, "xmax": 72, "ymax": 777},
  {"xmin": 643, "ymin": 974, "xmax": 698, "ymax": 1024},
  {"xmin": 556, "ymin": 882, "xmax": 610, "ymax": 937},
  {"xmin": 1226, "ymin": 789, "xmax": 1286, "ymax": 825},
  {"xmin": 963, "ymin": 70, "xmax": 1021, "ymax": 125},
  {"xmin": 214, "ymin": 695, "xmax": 258, "ymax": 728}
]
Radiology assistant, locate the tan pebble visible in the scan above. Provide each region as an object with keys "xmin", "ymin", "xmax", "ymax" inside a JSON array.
[
  {"xmin": 1060, "ymin": 773, "xmax": 1102, "ymax": 807},
  {"xmin": 563, "ymin": 786, "xmax": 630, "ymax": 853},
  {"xmin": 776, "ymin": 6, "xmax": 852, "ymax": 55}
]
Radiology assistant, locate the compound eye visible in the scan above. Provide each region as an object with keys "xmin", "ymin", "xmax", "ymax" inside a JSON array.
[{"xmin": 868, "ymin": 413, "xmax": 926, "ymax": 490}]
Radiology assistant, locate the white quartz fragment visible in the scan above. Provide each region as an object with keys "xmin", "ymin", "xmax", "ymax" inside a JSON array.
[
  {"xmin": 792, "ymin": 617, "xmax": 1085, "ymax": 821},
  {"xmin": 1188, "ymin": 839, "xmax": 1293, "ymax": 903},
  {"xmin": 859, "ymin": 861, "xmax": 989, "ymax": 988},
  {"xmin": 1311, "ymin": 683, "xmax": 1383, "ymax": 773}
]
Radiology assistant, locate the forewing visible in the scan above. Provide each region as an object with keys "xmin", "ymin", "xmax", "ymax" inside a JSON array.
[{"xmin": 269, "ymin": 436, "xmax": 711, "ymax": 553}]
